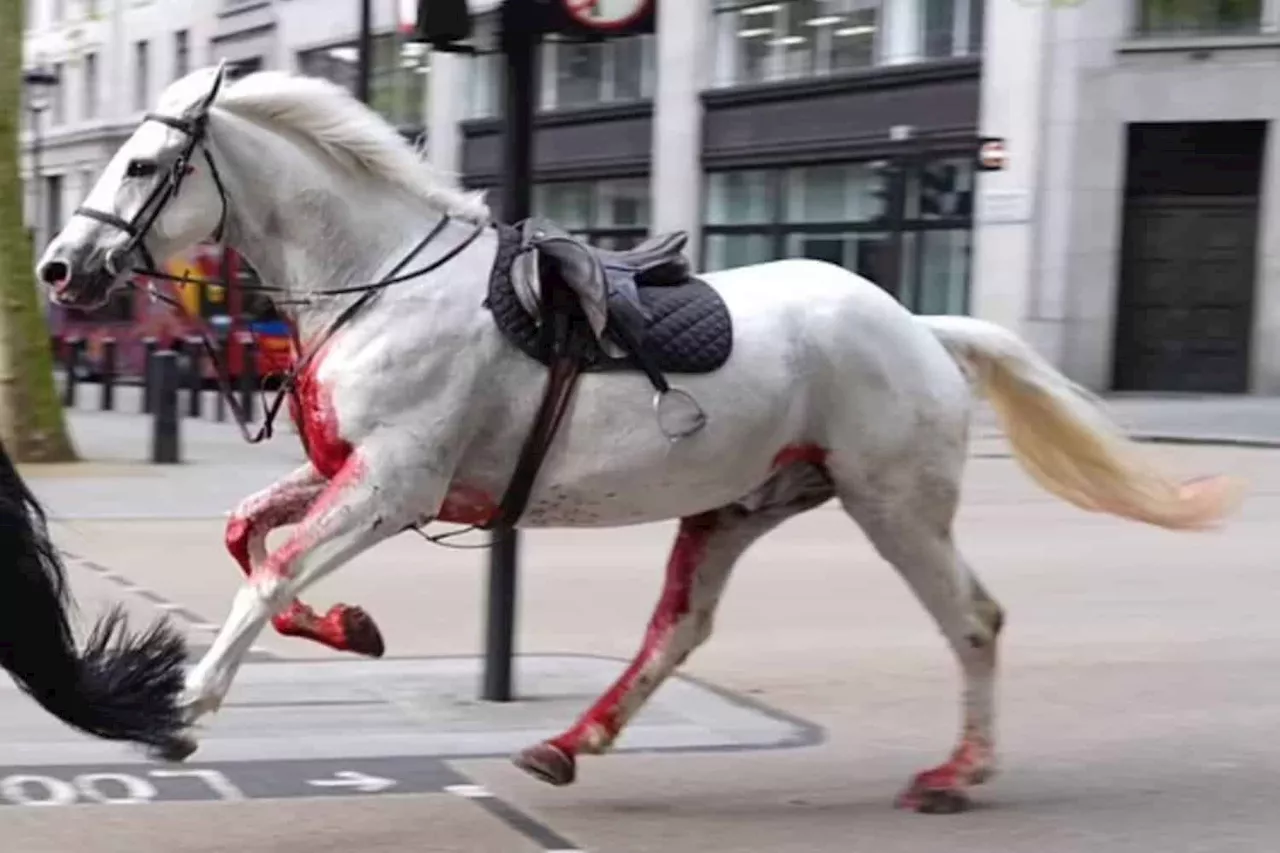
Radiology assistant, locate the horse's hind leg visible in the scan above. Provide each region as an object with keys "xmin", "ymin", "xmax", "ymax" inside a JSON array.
[
  {"xmin": 838, "ymin": 464, "xmax": 1004, "ymax": 814},
  {"xmin": 225, "ymin": 463, "xmax": 385, "ymax": 657},
  {"xmin": 515, "ymin": 460, "xmax": 834, "ymax": 787}
]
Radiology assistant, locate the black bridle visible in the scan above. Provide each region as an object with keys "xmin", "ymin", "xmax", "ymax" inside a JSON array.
[{"xmin": 73, "ymin": 102, "xmax": 488, "ymax": 448}]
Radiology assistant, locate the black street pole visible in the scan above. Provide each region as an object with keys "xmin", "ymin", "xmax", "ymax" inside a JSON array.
[
  {"xmin": 482, "ymin": 0, "xmax": 539, "ymax": 704},
  {"xmin": 356, "ymin": 0, "xmax": 373, "ymax": 104}
]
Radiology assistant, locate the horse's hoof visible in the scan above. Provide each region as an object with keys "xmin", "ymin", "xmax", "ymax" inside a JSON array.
[
  {"xmin": 338, "ymin": 606, "xmax": 386, "ymax": 658},
  {"xmin": 148, "ymin": 733, "xmax": 198, "ymax": 763},
  {"xmin": 897, "ymin": 787, "xmax": 972, "ymax": 815},
  {"xmin": 513, "ymin": 742, "xmax": 576, "ymax": 786}
]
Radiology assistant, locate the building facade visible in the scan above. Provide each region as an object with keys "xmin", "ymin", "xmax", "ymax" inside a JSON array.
[
  {"xmin": 426, "ymin": 0, "xmax": 986, "ymax": 317},
  {"xmin": 975, "ymin": 0, "xmax": 1280, "ymax": 395}
]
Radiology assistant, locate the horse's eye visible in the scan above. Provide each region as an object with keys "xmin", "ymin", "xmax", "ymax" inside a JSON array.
[{"xmin": 125, "ymin": 159, "xmax": 158, "ymax": 178}]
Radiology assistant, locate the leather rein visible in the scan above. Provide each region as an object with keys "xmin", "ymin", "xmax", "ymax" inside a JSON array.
[{"xmin": 73, "ymin": 108, "xmax": 486, "ymax": 449}]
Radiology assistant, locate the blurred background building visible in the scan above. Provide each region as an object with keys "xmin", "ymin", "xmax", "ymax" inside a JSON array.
[{"xmin": 20, "ymin": 0, "xmax": 1280, "ymax": 394}]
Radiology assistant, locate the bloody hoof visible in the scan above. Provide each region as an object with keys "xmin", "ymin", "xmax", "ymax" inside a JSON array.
[
  {"xmin": 146, "ymin": 733, "xmax": 198, "ymax": 764},
  {"xmin": 897, "ymin": 786, "xmax": 972, "ymax": 815},
  {"xmin": 513, "ymin": 742, "xmax": 577, "ymax": 787},
  {"xmin": 336, "ymin": 606, "xmax": 386, "ymax": 658}
]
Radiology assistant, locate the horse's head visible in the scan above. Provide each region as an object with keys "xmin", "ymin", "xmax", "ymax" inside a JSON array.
[{"xmin": 37, "ymin": 64, "xmax": 230, "ymax": 310}]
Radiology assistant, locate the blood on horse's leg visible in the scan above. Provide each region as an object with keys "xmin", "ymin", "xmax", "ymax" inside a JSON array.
[
  {"xmin": 514, "ymin": 497, "xmax": 811, "ymax": 786},
  {"xmin": 223, "ymin": 464, "xmax": 385, "ymax": 657}
]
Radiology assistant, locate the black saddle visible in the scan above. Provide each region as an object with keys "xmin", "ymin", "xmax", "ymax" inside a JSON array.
[
  {"xmin": 487, "ymin": 218, "xmax": 733, "ymax": 377},
  {"xmin": 479, "ymin": 218, "xmax": 732, "ymax": 534}
]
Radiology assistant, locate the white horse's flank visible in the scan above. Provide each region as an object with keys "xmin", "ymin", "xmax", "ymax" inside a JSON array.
[{"xmin": 37, "ymin": 67, "xmax": 1242, "ymax": 813}]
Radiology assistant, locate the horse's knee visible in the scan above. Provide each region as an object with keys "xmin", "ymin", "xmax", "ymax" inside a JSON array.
[{"xmin": 224, "ymin": 512, "xmax": 253, "ymax": 572}]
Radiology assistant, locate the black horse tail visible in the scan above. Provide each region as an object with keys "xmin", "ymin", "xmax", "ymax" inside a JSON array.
[{"xmin": 0, "ymin": 440, "xmax": 190, "ymax": 752}]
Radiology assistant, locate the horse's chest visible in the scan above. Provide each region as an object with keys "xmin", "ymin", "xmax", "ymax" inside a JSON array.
[{"xmin": 288, "ymin": 365, "xmax": 352, "ymax": 480}]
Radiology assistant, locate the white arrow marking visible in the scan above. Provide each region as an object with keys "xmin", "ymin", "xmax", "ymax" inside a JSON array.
[{"xmin": 305, "ymin": 771, "xmax": 396, "ymax": 794}]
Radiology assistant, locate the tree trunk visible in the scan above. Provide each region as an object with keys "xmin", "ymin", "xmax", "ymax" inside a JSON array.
[{"xmin": 0, "ymin": 0, "xmax": 77, "ymax": 463}]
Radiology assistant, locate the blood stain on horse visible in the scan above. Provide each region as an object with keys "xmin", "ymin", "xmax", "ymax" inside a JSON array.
[
  {"xmin": 771, "ymin": 444, "xmax": 829, "ymax": 471},
  {"xmin": 437, "ymin": 484, "xmax": 497, "ymax": 526},
  {"xmin": 288, "ymin": 341, "xmax": 352, "ymax": 480}
]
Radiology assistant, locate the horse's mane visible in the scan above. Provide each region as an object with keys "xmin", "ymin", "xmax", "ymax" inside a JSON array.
[{"xmin": 208, "ymin": 70, "xmax": 491, "ymax": 223}]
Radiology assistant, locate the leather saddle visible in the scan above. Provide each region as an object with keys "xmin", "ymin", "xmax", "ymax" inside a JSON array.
[{"xmin": 479, "ymin": 218, "xmax": 733, "ymax": 533}]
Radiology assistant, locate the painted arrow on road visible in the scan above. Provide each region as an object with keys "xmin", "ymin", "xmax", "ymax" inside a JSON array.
[{"xmin": 305, "ymin": 771, "xmax": 396, "ymax": 794}]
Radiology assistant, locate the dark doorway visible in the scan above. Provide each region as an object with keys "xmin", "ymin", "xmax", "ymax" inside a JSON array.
[{"xmin": 1113, "ymin": 120, "xmax": 1266, "ymax": 393}]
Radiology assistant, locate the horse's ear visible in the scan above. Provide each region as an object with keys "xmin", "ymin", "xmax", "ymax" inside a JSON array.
[{"xmin": 199, "ymin": 61, "xmax": 228, "ymax": 111}]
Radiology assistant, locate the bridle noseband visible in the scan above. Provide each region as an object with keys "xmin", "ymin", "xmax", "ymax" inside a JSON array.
[{"xmin": 69, "ymin": 100, "xmax": 488, "ymax": 448}]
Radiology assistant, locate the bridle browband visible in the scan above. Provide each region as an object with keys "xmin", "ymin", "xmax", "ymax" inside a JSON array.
[{"xmin": 72, "ymin": 101, "xmax": 488, "ymax": 450}]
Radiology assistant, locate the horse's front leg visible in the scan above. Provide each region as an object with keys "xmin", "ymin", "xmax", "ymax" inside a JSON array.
[
  {"xmin": 225, "ymin": 463, "xmax": 385, "ymax": 657},
  {"xmin": 174, "ymin": 446, "xmax": 430, "ymax": 740}
]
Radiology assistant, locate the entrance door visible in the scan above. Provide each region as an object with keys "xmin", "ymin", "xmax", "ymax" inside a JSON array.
[
  {"xmin": 1113, "ymin": 121, "xmax": 1265, "ymax": 393},
  {"xmin": 1113, "ymin": 198, "xmax": 1258, "ymax": 392}
]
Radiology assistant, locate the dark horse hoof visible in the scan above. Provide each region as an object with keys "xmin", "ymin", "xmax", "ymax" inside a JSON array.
[
  {"xmin": 898, "ymin": 787, "xmax": 972, "ymax": 815},
  {"xmin": 512, "ymin": 742, "xmax": 576, "ymax": 786},
  {"xmin": 339, "ymin": 606, "xmax": 386, "ymax": 658},
  {"xmin": 147, "ymin": 733, "xmax": 198, "ymax": 763}
]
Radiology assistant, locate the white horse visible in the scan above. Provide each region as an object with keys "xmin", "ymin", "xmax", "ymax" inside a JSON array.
[{"xmin": 37, "ymin": 66, "xmax": 1242, "ymax": 813}]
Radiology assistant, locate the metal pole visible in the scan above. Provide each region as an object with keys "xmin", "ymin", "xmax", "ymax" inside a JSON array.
[
  {"xmin": 482, "ymin": 0, "xmax": 539, "ymax": 704},
  {"xmin": 357, "ymin": 0, "xmax": 373, "ymax": 104}
]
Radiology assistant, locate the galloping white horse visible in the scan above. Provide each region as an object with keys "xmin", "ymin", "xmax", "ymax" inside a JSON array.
[{"xmin": 37, "ymin": 66, "xmax": 1242, "ymax": 813}]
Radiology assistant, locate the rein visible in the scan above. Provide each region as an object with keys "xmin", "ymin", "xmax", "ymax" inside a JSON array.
[{"xmin": 74, "ymin": 106, "xmax": 487, "ymax": 447}]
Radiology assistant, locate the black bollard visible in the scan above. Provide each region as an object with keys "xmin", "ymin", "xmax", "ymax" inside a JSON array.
[
  {"xmin": 186, "ymin": 336, "xmax": 203, "ymax": 419},
  {"xmin": 213, "ymin": 331, "xmax": 228, "ymax": 423},
  {"xmin": 100, "ymin": 338, "xmax": 117, "ymax": 411},
  {"xmin": 239, "ymin": 337, "xmax": 258, "ymax": 423},
  {"xmin": 62, "ymin": 337, "xmax": 81, "ymax": 408},
  {"xmin": 150, "ymin": 350, "xmax": 181, "ymax": 464},
  {"xmin": 142, "ymin": 337, "xmax": 158, "ymax": 413}
]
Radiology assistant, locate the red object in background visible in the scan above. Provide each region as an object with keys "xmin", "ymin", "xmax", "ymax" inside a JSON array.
[{"xmin": 47, "ymin": 242, "xmax": 293, "ymax": 385}]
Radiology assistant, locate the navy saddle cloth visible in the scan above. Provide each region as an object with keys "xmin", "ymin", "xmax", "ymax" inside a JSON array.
[{"xmin": 485, "ymin": 220, "xmax": 733, "ymax": 375}]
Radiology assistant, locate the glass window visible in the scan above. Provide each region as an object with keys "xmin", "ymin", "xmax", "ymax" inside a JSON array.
[
  {"xmin": 297, "ymin": 34, "xmax": 429, "ymax": 129},
  {"xmin": 702, "ymin": 160, "xmax": 973, "ymax": 314},
  {"xmin": 554, "ymin": 40, "xmax": 606, "ymax": 108},
  {"xmin": 706, "ymin": 170, "xmax": 774, "ymax": 225},
  {"xmin": 1134, "ymin": 0, "xmax": 1262, "ymax": 36},
  {"xmin": 133, "ymin": 40, "xmax": 150, "ymax": 112},
  {"xmin": 50, "ymin": 62, "xmax": 65, "ymax": 125},
  {"xmin": 532, "ymin": 178, "xmax": 651, "ymax": 245},
  {"xmin": 784, "ymin": 163, "xmax": 889, "ymax": 224},
  {"xmin": 595, "ymin": 178, "xmax": 650, "ymax": 228},
  {"xmin": 174, "ymin": 30, "xmax": 190, "ymax": 81},
  {"xmin": 83, "ymin": 52, "xmax": 97, "ymax": 119},
  {"xmin": 705, "ymin": 233, "xmax": 774, "ymax": 271},
  {"xmin": 712, "ymin": 0, "xmax": 884, "ymax": 86}
]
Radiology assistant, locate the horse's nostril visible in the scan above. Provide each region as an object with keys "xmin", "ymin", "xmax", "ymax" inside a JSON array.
[{"xmin": 39, "ymin": 260, "xmax": 70, "ymax": 286}]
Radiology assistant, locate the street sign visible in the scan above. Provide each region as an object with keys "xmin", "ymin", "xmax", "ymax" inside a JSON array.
[{"xmin": 561, "ymin": 0, "xmax": 654, "ymax": 31}]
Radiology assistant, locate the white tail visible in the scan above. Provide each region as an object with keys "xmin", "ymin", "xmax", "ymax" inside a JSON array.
[{"xmin": 920, "ymin": 315, "xmax": 1244, "ymax": 531}]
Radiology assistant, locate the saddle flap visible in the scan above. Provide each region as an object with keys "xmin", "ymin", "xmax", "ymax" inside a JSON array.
[{"xmin": 511, "ymin": 219, "xmax": 627, "ymax": 358}]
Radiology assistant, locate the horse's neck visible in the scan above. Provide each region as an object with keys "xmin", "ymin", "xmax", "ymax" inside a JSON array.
[{"xmin": 209, "ymin": 113, "xmax": 444, "ymax": 343}]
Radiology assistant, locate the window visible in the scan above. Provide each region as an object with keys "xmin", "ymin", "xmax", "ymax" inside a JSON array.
[
  {"xmin": 712, "ymin": 0, "xmax": 883, "ymax": 85},
  {"xmin": 462, "ymin": 12, "xmax": 654, "ymax": 118},
  {"xmin": 297, "ymin": 34, "xmax": 429, "ymax": 130},
  {"xmin": 174, "ymin": 30, "xmax": 189, "ymax": 80},
  {"xmin": 44, "ymin": 174, "xmax": 63, "ymax": 250},
  {"xmin": 83, "ymin": 52, "xmax": 98, "ymax": 119},
  {"xmin": 701, "ymin": 157, "xmax": 973, "ymax": 315},
  {"xmin": 133, "ymin": 40, "xmax": 150, "ymax": 111},
  {"xmin": 49, "ymin": 62, "xmax": 65, "ymax": 125},
  {"xmin": 711, "ymin": 0, "xmax": 982, "ymax": 86},
  {"xmin": 53, "ymin": 0, "xmax": 64, "ymax": 23},
  {"xmin": 1133, "ymin": 0, "xmax": 1263, "ymax": 36},
  {"xmin": 532, "ymin": 178, "xmax": 651, "ymax": 249}
]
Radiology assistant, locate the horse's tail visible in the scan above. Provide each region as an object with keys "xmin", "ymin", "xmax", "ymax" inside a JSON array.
[
  {"xmin": 0, "ymin": 441, "xmax": 190, "ymax": 751},
  {"xmin": 919, "ymin": 315, "xmax": 1244, "ymax": 530}
]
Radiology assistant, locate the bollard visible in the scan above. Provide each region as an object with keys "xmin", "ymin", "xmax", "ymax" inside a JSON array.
[
  {"xmin": 239, "ymin": 337, "xmax": 258, "ymax": 423},
  {"xmin": 186, "ymin": 336, "xmax": 203, "ymax": 419},
  {"xmin": 150, "ymin": 350, "xmax": 181, "ymax": 464},
  {"xmin": 141, "ymin": 337, "xmax": 158, "ymax": 413},
  {"xmin": 62, "ymin": 337, "xmax": 81, "ymax": 408},
  {"xmin": 214, "ymin": 331, "xmax": 228, "ymax": 423},
  {"xmin": 100, "ymin": 338, "xmax": 117, "ymax": 411}
]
